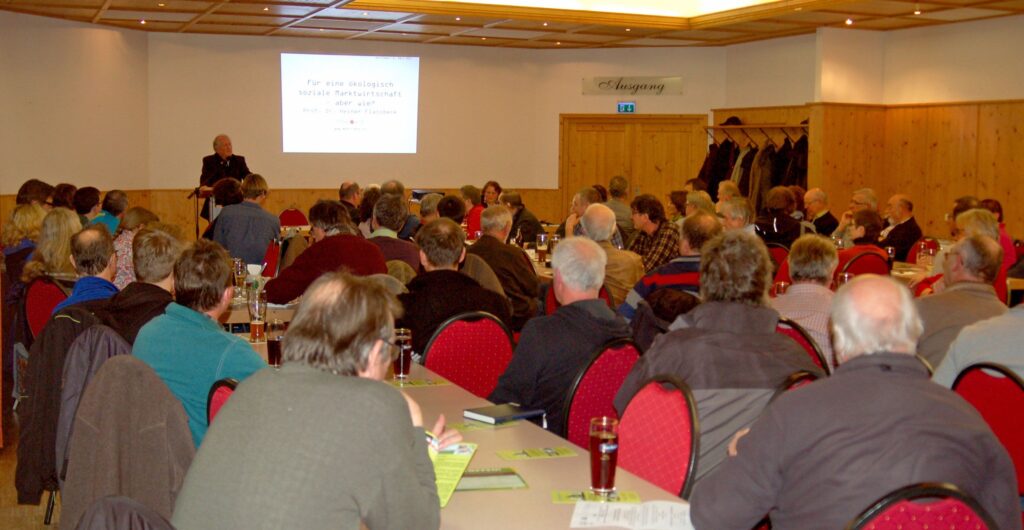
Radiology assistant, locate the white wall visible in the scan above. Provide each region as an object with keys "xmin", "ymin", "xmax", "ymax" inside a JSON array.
[
  {"xmin": 816, "ymin": 28, "xmax": 884, "ymax": 104},
  {"xmin": 147, "ymin": 34, "xmax": 725, "ymax": 190},
  {"xmin": 0, "ymin": 12, "xmax": 149, "ymax": 194},
  {"xmin": 883, "ymin": 15, "xmax": 1024, "ymax": 104},
  {"xmin": 724, "ymin": 34, "xmax": 817, "ymax": 108}
]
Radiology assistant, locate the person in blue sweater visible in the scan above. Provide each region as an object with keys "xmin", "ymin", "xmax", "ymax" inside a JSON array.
[{"xmin": 51, "ymin": 225, "xmax": 119, "ymax": 315}]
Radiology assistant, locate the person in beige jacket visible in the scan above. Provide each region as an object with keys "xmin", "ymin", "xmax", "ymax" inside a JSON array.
[{"xmin": 580, "ymin": 203, "xmax": 644, "ymax": 308}]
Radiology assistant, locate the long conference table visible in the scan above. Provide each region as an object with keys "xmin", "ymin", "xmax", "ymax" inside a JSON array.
[{"xmin": 246, "ymin": 340, "xmax": 691, "ymax": 530}]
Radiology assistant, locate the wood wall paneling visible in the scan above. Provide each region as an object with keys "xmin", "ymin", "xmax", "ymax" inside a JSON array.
[
  {"xmin": 814, "ymin": 103, "xmax": 887, "ymax": 217},
  {"xmin": 976, "ymin": 102, "xmax": 1024, "ymax": 239}
]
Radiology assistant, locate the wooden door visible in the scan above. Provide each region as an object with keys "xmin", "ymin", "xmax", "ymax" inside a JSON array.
[{"xmin": 559, "ymin": 114, "xmax": 708, "ymax": 221}]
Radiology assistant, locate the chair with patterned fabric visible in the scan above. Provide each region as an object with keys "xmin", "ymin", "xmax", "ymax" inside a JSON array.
[
  {"xmin": 776, "ymin": 317, "xmax": 831, "ymax": 375},
  {"xmin": 845, "ymin": 482, "xmax": 998, "ymax": 530},
  {"xmin": 543, "ymin": 283, "xmax": 613, "ymax": 315},
  {"xmin": 841, "ymin": 250, "xmax": 891, "ymax": 277},
  {"xmin": 561, "ymin": 338, "xmax": 640, "ymax": 447},
  {"xmin": 260, "ymin": 239, "xmax": 282, "ymax": 278},
  {"xmin": 207, "ymin": 378, "xmax": 239, "ymax": 424},
  {"xmin": 617, "ymin": 374, "xmax": 699, "ymax": 499},
  {"xmin": 766, "ymin": 242, "xmax": 789, "ymax": 278},
  {"xmin": 952, "ymin": 363, "xmax": 1024, "ymax": 499},
  {"xmin": 423, "ymin": 311, "xmax": 514, "ymax": 398},
  {"xmin": 25, "ymin": 277, "xmax": 71, "ymax": 338},
  {"xmin": 278, "ymin": 208, "xmax": 309, "ymax": 227}
]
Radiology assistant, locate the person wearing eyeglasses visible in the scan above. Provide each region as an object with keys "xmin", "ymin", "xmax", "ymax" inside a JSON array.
[
  {"xmin": 803, "ymin": 187, "xmax": 838, "ymax": 236},
  {"xmin": 831, "ymin": 188, "xmax": 877, "ymax": 248}
]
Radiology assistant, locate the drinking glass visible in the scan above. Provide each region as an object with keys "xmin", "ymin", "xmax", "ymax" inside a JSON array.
[
  {"xmin": 836, "ymin": 272, "xmax": 855, "ymax": 287},
  {"xmin": 392, "ymin": 328, "xmax": 413, "ymax": 380},
  {"xmin": 232, "ymin": 258, "xmax": 246, "ymax": 298},
  {"xmin": 774, "ymin": 281, "xmax": 790, "ymax": 296},
  {"xmin": 549, "ymin": 234, "xmax": 561, "ymax": 257},
  {"xmin": 248, "ymin": 288, "xmax": 267, "ymax": 343},
  {"xmin": 536, "ymin": 234, "xmax": 549, "ymax": 263},
  {"xmin": 884, "ymin": 246, "xmax": 896, "ymax": 264},
  {"xmin": 266, "ymin": 319, "xmax": 286, "ymax": 367},
  {"xmin": 589, "ymin": 417, "xmax": 619, "ymax": 495}
]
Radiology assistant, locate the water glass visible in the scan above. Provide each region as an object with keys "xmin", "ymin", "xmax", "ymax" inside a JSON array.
[
  {"xmin": 392, "ymin": 328, "xmax": 413, "ymax": 380},
  {"xmin": 248, "ymin": 288, "xmax": 267, "ymax": 343}
]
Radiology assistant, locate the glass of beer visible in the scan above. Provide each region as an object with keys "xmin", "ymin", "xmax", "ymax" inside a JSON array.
[
  {"xmin": 885, "ymin": 246, "xmax": 896, "ymax": 264},
  {"xmin": 535, "ymin": 234, "xmax": 548, "ymax": 263},
  {"xmin": 549, "ymin": 234, "xmax": 561, "ymax": 256},
  {"xmin": 589, "ymin": 417, "xmax": 619, "ymax": 496},
  {"xmin": 773, "ymin": 281, "xmax": 790, "ymax": 296},
  {"xmin": 232, "ymin": 258, "xmax": 246, "ymax": 298},
  {"xmin": 392, "ymin": 328, "xmax": 413, "ymax": 380},
  {"xmin": 266, "ymin": 319, "xmax": 285, "ymax": 367},
  {"xmin": 248, "ymin": 288, "xmax": 267, "ymax": 343}
]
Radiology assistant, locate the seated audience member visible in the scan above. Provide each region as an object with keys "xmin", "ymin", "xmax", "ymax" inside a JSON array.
[
  {"xmin": 201, "ymin": 178, "xmax": 244, "ymax": 240},
  {"xmin": 501, "ymin": 191, "xmax": 543, "ymax": 246},
  {"xmin": 592, "ymin": 184, "xmax": 608, "ymax": 203},
  {"xmin": 417, "ymin": 193, "xmax": 444, "ymax": 226},
  {"xmin": 72, "ymin": 186, "xmax": 103, "ymax": 228},
  {"xmin": 213, "ymin": 174, "xmax": 280, "ymax": 266},
  {"xmin": 172, "ymin": 272, "xmax": 456, "ymax": 530},
  {"xmin": 134, "ymin": 240, "xmax": 265, "ymax": 446},
  {"xmin": 436, "ymin": 195, "xmax": 504, "ymax": 296},
  {"xmin": 112, "ymin": 207, "xmax": 160, "ymax": 289},
  {"xmin": 436, "ymin": 194, "xmax": 466, "ymax": 224},
  {"xmin": 685, "ymin": 190, "xmax": 715, "ymax": 220},
  {"xmin": 690, "ymin": 275, "xmax": 1019, "ymax": 530},
  {"xmin": 16, "ymin": 179, "xmax": 55, "ymax": 208},
  {"xmin": 564, "ymin": 188, "xmax": 624, "ymax": 248},
  {"xmin": 771, "ymin": 234, "xmax": 838, "ymax": 367},
  {"xmin": 21, "ymin": 207, "xmax": 81, "ymax": 284},
  {"xmin": 804, "ymin": 187, "xmax": 839, "ymax": 235},
  {"xmin": 615, "ymin": 230, "xmax": 821, "ymax": 482},
  {"xmin": 979, "ymin": 198, "xmax": 1016, "ymax": 272},
  {"xmin": 99, "ymin": 227, "xmax": 184, "ymax": 344},
  {"xmin": 357, "ymin": 186, "xmax": 381, "ymax": 238},
  {"xmin": 834, "ymin": 209, "xmax": 887, "ymax": 276},
  {"xmin": 461, "ymin": 185, "xmax": 485, "ymax": 237},
  {"xmin": 51, "ymin": 226, "xmax": 119, "ymax": 315},
  {"xmin": 2, "ymin": 203, "xmax": 47, "ymax": 291},
  {"xmin": 878, "ymin": 194, "xmax": 923, "ymax": 262},
  {"xmin": 915, "ymin": 234, "xmax": 1006, "ymax": 369},
  {"xmin": 683, "ymin": 177, "xmax": 707, "ymax": 193},
  {"xmin": 913, "ymin": 206, "xmax": 1003, "ymax": 298},
  {"xmin": 618, "ymin": 212, "xmax": 721, "ymax": 321},
  {"xmin": 369, "ymin": 194, "xmax": 420, "ymax": 271},
  {"xmin": 482, "ymin": 180, "xmax": 503, "ymax": 208},
  {"xmin": 719, "ymin": 197, "xmax": 752, "ymax": 233},
  {"xmin": 715, "ymin": 181, "xmax": 741, "ymax": 214},
  {"xmin": 467, "ymin": 206, "xmax": 538, "ymax": 330},
  {"xmin": 787, "ymin": 185, "xmax": 807, "ymax": 221},
  {"xmin": 606, "ymin": 176, "xmax": 636, "ymax": 245},
  {"xmin": 628, "ymin": 194, "xmax": 680, "ymax": 272},
  {"xmin": 264, "ymin": 200, "xmax": 386, "ymax": 304},
  {"xmin": 50, "ymin": 183, "xmax": 76, "ymax": 210},
  {"xmin": 92, "ymin": 189, "xmax": 128, "ymax": 234},
  {"xmin": 580, "ymin": 204, "xmax": 644, "ymax": 308},
  {"xmin": 948, "ymin": 195, "xmax": 980, "ymax": 238},
  {"xmin": 338, "ymin": 181, "xmax": 362, "ymax": 224},
  {"xmin": 755, "ymin": 186, "xmax": 802, "ymax": 248},
  {"xmin": 490, "ymin": 237, "xmax": 630, "ymax": 435},
  {"xmin": 667, "ymin": 191, "xmax": 687, "ymax": 225},
  {"xmin": 933, "ymin": 295, "xmax": 1024, "ymax": 387},
  {"xmin": 400, "ymin": 219, "xmax": 512, "ymax": 356},
  {"xmin": 832, "ymin": 188, "xmax": 878, "ymax": 248},
  {"xmin": 380, "ymin": 179, "xmax": 419, "ymax": 240}
]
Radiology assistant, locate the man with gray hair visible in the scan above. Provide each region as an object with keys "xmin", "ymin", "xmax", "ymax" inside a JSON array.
[
  {"xmin": 719, "ymin": 197, "xmax": 756, "ymax": 235},
  {"xmin": 467, "ymin": 205, "xmax": 538, "ymax": 330},
  {"xmin": 771, "ymin": 234, "xmax": 838, "ymax": 368},
  {"xmin": 417, "ymin": 193, "xmax": 444, "ymax": 225},
  {"xmin": 380, "ymin": 179, "xmax": 420, "ymax": 240},
  {"xmin": 580, "ymin": 203, "xmax": 644, "ymax": 307},
  {"xmin": 369, "ymin": 194, "xmax": 420, "ymax": 271},
  {"xmin": 915, "ymin": 234, "xmax": 1006, "ymax": 368},
  {"xmin": 605, "ymin": 176, "xmax": 636, "ymax": 244},
  {"xmin": 615, "ymin": 231, "xmax": 819, "ymax": 483},
  {"xmin": 803, "ymin": 187, "xmax": 838, "ymax": 236},
  {"xmin": 490, "ymin": 237, "xmax": 630, "ymax": 435},
  {"xmin": 833, "ymin": 187, "xmax": 878, "ymax": 248},
  {"xmin": 690, "ymin": 275, "xmax": 1019, "ymax": 529},
  {"xmin": 879, "ymin": 193, "xmax": 922, "ymax": 262},
  {"xmin": 564, "ymin": 187, "xmax": 624, "ymax": 248}
]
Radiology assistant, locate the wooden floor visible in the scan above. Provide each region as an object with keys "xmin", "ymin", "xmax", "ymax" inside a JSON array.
[{"xmin": 0, "ymin": 416, "xmax": 63, "ymax": 529}]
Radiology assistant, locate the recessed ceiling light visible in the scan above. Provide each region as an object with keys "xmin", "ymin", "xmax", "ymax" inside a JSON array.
[
  {"xmin": 481, "ymin": 37, "xmax": 487, "ymax": 40},
  {"xmin": 625, "ymin": 28, "xmax": 631, "ymax": 32},
  {"xmin": 262, "ymin": 7, "xmax": 268, "ymax": 11},
  {"xmin": 913, "ymin": 3, "xmax": 921, "ymax": 15},
  {"xmin": 362, "ymin": 12, "xmax": 368, "ymax": 16},
  {"xmin": 455, "ymin": 16, "xmax": 461, "ymax": 21},
  {"xmin": 794, "ymin": 7, "xmax": 802, "ymax": 11},
  {"xmin": 845, "ymin": 18, "xmax": 853, "ymax": 25},
  {"xmin": 157, "ymin": 2, "xmax": 165, "ymax": 6},
  {"xmin": 140, "ymin": 19, "xmax": 147, "ymax": 24},
  {"xmin": 319, "ymin": 28, "xmax": 324, "ymax": 31},
  {"xmin": 542, "ymin": 22, "xmax": 548, "ymax": 26},
  {"xmin": 556, "ymin": 41, "xmax": 561, "ymax": 45}
]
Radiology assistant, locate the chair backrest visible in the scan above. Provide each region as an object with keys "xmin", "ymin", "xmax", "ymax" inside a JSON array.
[
  {"xmin": 766, "ymin": 243, "xmax": 789, "ymax": 276},
  {"xmin": 952, "ymin": 362, "xmax": 1024, "ymax": 494},
  {"xmin": 905, "ymin": 237, "xmax": 939, "ymax": 265},
  {"xmin": 26, "ymin": 278, "xmax": 70, "ymax": 337},
  {"xmin": 776, "ymin": 317, "xmax": 831, "ymax": 375},
  {"xmin": 769, "ymin": 370, "xmax": 819, "ymax": 403},
  {"xmin": 618, "ymin": 375, "xmax": 699, "ymax": 499},
  {"xmin": 845, "ymin": 482, "xmax": 998, "ymax": 530},
  {"xmin": 261, "ymin": 239, "xmax": 282, "ymax": 278},
  {"xmin": 386, "ymin": 259, "xmax": 417, "ymax": 284},
  {"xmin": 544, "ymin": 284, "xmax": 613, "ymax": 315},
  {"xmin": 561, "ymin": 338, "xmax": 640, "ymax": 447},
  {"xmin": 207, "ymin": 378, "xmax": 239, "ymax": 424},
  {"xmin": 74, "ymin": 495, "xmax": 176, "ymax": 530},
  {"xmin": 278, "ymin": 208, "xmax": 309, "ymax": 227},
  {"xmin": 423, "ymin": 311, "xmax": 514, "ymax": 398},
  {"xmin": 841, "ymin": 250, "xmax": 890, "ymax": 276}
]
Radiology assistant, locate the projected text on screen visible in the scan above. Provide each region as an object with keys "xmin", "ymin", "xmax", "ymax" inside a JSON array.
[{"xmin": 281, "ymin": 53, "xmax": 420, "ymax": 154}]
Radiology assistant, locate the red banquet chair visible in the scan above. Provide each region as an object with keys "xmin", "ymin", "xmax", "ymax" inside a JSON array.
[
  {"xmin": 561, "ymin": 338, "xmax": 640, "ymax": 447},
  {"xmin": 261, "ymin": 239, "xmax": 282, "ymax": 278},
  {"xmin": 25, "ymin": 277, "xmax": 70, "ymax": 338},
  {"xmin": 766, "ymin": 242, "xmax": 789, "ymax": 277},
  {"xmin": 952, "ymin": 363, "xmax": 1024, "ymax": 497},
  {"xmin": 423, "ymin": 311, "xmax": 514, "ymax": 398},
  {"xmin": 844, "ymin": 482, "xmax": 998, "ymax": 530},
  {"xmin": 776, "ymin": 317, "xmax": 831, "ymax": 375},
  {"xmin": 278, "ymin": 208, "xmax": 309, "ymax": 227},
  {"xmin": 770, "ymin": 370, "xmax": 820, "ymax": 403},
  {"xmin": 905, "ymin": 237, "xmax": 939, "ymax": 265},
  {"xmin": 207, "ymin": 378, "xmax": 239, "ymax": 424},
  {"xmin": 618, "ymin": 375, "xmax": 700, "ymax": 499},
  {"xmin": 841, "ymin": 250, "xmax": 890, "ymax": 277},
  {"xmin": 543, "ymin": 284, "xmax": 613, "ymax": 315}
]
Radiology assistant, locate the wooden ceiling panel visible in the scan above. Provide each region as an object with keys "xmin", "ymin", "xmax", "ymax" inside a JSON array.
[
  {"xmin": 387, "ymin": 22, "xmax": 469, "ymax": 34},
  {"xmin": 434, "ymin": 35, "xmax": 514, "ymax": 45},
  {"xmin": 851, "ymin": 15, "xmax": 938, "ymax": 27},
  {"xmin": 830, "ymin": 0, "xmax": 941, "ymax": 15},
  {"xmin": 217, "ymin": 4, "xmax": 319, "ymax": 16},
  {"xmin": 109, "ymin": 0, "xmax": 211, "ymax": 10},
  {"xmin": 459, "ymin": 27, "xmax": 550, "ymax": 38},
  {"xmin": 352, "ymin": 30, "xmax": 433, "ymax": 41},
  {"xmin": 102, "ymin": 18, "xmax": 179, "ymax": 29},
  {"xmin": 411, "ymin": 12, "xmax": 504, "ymax": 26},
  {"xmin": 6, "ymin": 0, "xmax": 102, "ymax": 7},
  {"xmin": 656, "ymin": 29, "xmax": 748, "ymax": 40},
  {"xmin": 325, "ymin": 7, "xmax": 418, "ymax": 21},
  {"xmin": 276, "ymin": 26, "xmax": 367, "ymax": 37},
  {"xmin": 491, "ymin": 19, "xmax": 583, "ymax": 31},
  {"xmin": 770, "ymin": 10, "xmax": 865, "ymax": 24},
  {"xmin": 300, "ymin": 17, "xmax": 387, "ymax": 30},
  {"xmin": 988, "ymin": 0, "xmax": 1024, "ymax": 9},
  {"xmin": 201, "ymin": 14, "xmax": 298, "ymax": 25},
  {"xmin": 709, "ymin": 20, "xmax": 804, "ymax": 32},
  {"xmin": 618, "ymin": 37, "xmax": 703, "ymax": 46},
  {"xmin": 101, "ymin": 8, "xmax": 195, "ymax": 20},
  {"xmin": 5, "ymin": 5, "xmax": 97, "ymax": 18},
  {"xmin": 916, "ymin": 6, "xmax": 1012, "ymax": 18},
  {"xmin": 189, "ymin": 22, "xmax": 278, "ymax": 33}
]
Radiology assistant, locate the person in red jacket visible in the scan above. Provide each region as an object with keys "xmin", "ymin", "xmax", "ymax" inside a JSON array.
[
  {"xmin": 461, "ymin": 185, "xmax": 485, "ymax": 238},
  {"xmin": 264, "ymin": 200, "xmax": 386, "ymax": 304}
]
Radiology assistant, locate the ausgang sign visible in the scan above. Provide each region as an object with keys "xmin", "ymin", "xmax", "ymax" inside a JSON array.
[{"xmin": 582, "ymin": 76, "xmax": 684, "ymax": 96}]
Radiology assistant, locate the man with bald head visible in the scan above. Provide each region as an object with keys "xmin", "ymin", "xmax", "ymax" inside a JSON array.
[
  {"xmin": 200, "ymin": 134, "xmax": 250, "ymax": 220},
  {"xmin": 690, "ymin": 275, "xmax": 1019, "ymax": 529},
  {"xmin": 580, "ymin": 204, "xmax": 644, "ymax": 308},
  {"xmin": 51, "ymin": 225, "xmax": 119, "ymax": 315},
  {"xmin": 803, "ymin": 187, "xmax": 838, "ymax": 236},
  {"xmin": 878, "ymin": 194, "xmax": 922, "ymax": 262},
  {"xmin": 915, "ymin": 234, "xmax": 1006, "ymax": 368}
]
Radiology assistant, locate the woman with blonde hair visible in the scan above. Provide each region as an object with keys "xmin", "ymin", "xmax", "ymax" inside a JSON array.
[
  {"xmin": 21, "ymin": 207, "xmax": 82, "ymax": 283},
  {"xmin": 112, "ymin": 207, "xmax": 160, "ymax": 289},
  {"xmin": 3, "ymin": 203, "xmax": 48, "ymax": 307}
]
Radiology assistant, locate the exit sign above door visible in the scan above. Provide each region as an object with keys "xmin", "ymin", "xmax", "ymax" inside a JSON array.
[{"xmin": 617, "ymin": 101, "xmax": 636, "ymax": 113}]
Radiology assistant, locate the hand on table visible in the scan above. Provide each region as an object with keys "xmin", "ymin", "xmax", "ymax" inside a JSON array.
[{"xmin": 430, "ymin": 414, "xmax": 463, "ymax": 450}]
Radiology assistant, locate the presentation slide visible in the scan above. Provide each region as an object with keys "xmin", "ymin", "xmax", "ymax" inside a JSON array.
[{"xmin": 281, "ymin": 53, "xmax": 420, "ymax": 154}]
